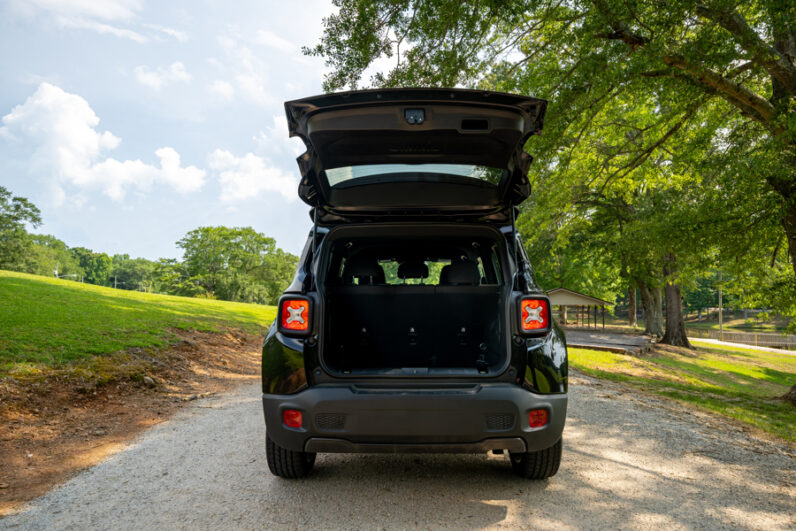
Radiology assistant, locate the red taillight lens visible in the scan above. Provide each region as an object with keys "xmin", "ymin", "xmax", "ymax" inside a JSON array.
[
  {"xmin": 280, "ymin": 299, "xmax": 310, "ymax": 332},
  {"xmin": 520, "ymin": 298, "xmax": 549, "ymax": 332},
  {"xmin": 283, "ymin": 409, "xmax": 302, "ymax": 428},
  {"xmin": 529, "ymin": 409, "xmax": 548, "ymax": 428}
]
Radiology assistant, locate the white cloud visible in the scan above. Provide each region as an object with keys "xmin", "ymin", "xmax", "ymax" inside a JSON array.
[
  {"xmin": 254, "ymin": 29, "xmax": 314, "ymax": 66},
  {"xmin": 234, "ymin": 73, "xmax": 271, "ymax": 106},
  {"xmin": 64, "ymin": 17, "xmax": 148, "ymax": 42},
  {"xmin": 208, "ymin": 149, "xmax": 296, "ymax": 203},
  {"xmin": 216, "ymin": 36, "xmax": 273, "ymax": 106},
  {"xmin": 253, "ymin": 115, "xmax": 305, "ymax": 157},
  {"xmin": 7, "ymin": 0, "xmax": 186, "ymax": 42},
  {"xmin": 255, "ymin": 29, "xmax": 295, "ymax": 54},
  {"xmin": 0, "ymin": 83, "xmax": 205, "ymax": 202},
  {"xmin": 7, "ymin": 0, "xmax": 146, "ymax": 41},
  {"xmin": 14, "ymin": 0, "xmax": 142, "ymax": 21},
  {"xmin": 134, "ymin": 62, "xmax": 191, "ymax": 91},
  {"xmin": 155, "ymin": 147, "xmax": 205, "ymax": 193},
  {"xmin": 210, "ymin": 80, "xmax": 234, "ymax": 100},
  {"xmin": 144, "ymin": 23, "xmax": 188, "ymax": 42}
]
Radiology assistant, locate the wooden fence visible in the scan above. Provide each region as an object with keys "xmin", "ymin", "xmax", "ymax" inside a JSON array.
[{"xmin": 688, "ymin": 329, "xmax": 796, "ymax": 350}]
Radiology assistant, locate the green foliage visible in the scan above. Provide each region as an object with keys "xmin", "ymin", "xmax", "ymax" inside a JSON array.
[
  {"xmin": 569, "ymin": 345, "xmax": 796, "ymax": 442},
  {"xmin": 21, "ymin": 234, "xmax": 84, "ymax": 279},
  {"xmin": 70, "ymin": 247, "xmax": 113, "ymax": 285},
  {"xmin": 310, "ymin": 0, "xmax": 796, "ymax": 324},
  {"xmin": 381, "ymin": 259, "xmax": 447, "ymax": 285},
  {"xmin": 178, "ymin": 226, "xmax": 298, "ymax": 305},
  {"xmin": 0, "ymin": 185, "xmax": 41, "ymax": 271},
  {"xmin": 0, "ymin": 270, "xmax": 275, "ymax": 376},
  {"xmin": 149, "ymin": 258, "xmax": 202, "ymax": 297},
  {"xmin": 110, "ymin": 254, "xmax": 155, "ymax": 291}
]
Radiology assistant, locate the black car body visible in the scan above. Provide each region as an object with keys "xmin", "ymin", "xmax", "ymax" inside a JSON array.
[{"xmin": 262, "ymin": 88, "xmax": 567, "ymax": 479}]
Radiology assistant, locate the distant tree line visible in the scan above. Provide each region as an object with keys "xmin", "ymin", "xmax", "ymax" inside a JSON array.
[{"xmin": 0, "ymin": 186, "xmax": 297, "ymax": 305}]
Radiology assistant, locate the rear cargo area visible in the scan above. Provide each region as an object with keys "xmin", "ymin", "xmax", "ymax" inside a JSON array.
[{"xmin": 320, "ymin": 225, "xmax": 510, "ymax": 376}]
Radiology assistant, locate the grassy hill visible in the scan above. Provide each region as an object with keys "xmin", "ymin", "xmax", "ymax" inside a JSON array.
[
  {"xmin": 0, "ymin": 270, "xmax": 275, "ymax": 377},
  {"xmin": 570, "ymin": 343, "xmax": 796, "ymax": 443}
]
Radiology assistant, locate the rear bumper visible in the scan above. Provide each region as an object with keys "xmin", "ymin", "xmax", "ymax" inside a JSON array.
[{"xmin": 263, "ymin": 383, "xmax": 567, "ymax": 454}]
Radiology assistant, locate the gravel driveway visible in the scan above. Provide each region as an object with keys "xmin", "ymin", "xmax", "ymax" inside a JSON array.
[{"xmin": 3, "ymin": 373, "xmax": 794, "ymax": 530}]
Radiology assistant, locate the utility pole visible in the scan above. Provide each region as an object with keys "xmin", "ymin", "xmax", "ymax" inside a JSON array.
[
  {"xmin": 718, "ymin": 270, "xmax": 723, "ymax": 341},
  {"xmin": 114, "ymin": 276, "xmax": 117, "ymax": 289}
]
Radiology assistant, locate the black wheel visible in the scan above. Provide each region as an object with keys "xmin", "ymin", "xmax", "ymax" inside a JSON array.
[
  {"xmin": 266, "ymin": 433, "xmax": 316, "ymax": 478},
  {"xmin": 509, "ymin": 439, "xmax": 562, "ymax": 479}
]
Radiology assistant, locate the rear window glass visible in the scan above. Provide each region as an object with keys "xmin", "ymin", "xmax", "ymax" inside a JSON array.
[
  {"xmin": 326, "ymin": 238, "xmax": 503, "ymax": 287},
  {"xmin": 380, "ymin": 259, "xmax": 449, "ymax": 285},
  {"xmin": 325, "ymin": 164, "xmax": 507, "ymax": 188}
]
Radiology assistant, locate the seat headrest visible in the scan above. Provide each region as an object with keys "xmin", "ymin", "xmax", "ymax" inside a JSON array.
[
  {"xmin": 397, "ymin": 261, "xmax": 429, "ymax": 280},
  {"xmin": 345, "ymin": 255, "xmax": 385, "ymax": 284},
  {"xmin": 446, "ymin": 260, "xmax": 479, "ymax": 285},
  {"xmin": 439, "ymin": 265, "xmax": 452, "ymax": 285}
]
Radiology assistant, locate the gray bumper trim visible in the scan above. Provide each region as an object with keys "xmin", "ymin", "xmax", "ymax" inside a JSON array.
[
  {"xmin": 263, "ymin": 383, "xmax": 567, "ymax": 454},
  {"xmin": 305, "ymin": 437, "xmax": 526, "ymax": 454}
]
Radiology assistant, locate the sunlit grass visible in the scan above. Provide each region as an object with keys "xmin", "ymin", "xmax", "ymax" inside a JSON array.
[
  {"xmin": 0, "ymin": 270, "xmax": 275, "ymax": 376},
  {"xmin": 685, "ymin": 316, "xmax": 789, "ymax": 332},
  {"xmin": 569, "ymin": 343, "xmax": 796, "ymax": 443},
  {"xmin": 595, "ymin": 313, "xmax": 790, "ymax": 333}
]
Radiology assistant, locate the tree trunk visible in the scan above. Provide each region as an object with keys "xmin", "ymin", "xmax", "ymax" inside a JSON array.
[
  {"xmin": 561, "ymin": 305, "xmax": 567, "ymax": 325},
  {"xmin": 783, "ymin": 200, "xmax": 796, "ymax": 278},
  {"xmin": 662, "ymin": 281, "xmax": 692, "ymax": 347},
  {"xmin": 638, "ymin": 282, "xmax": 664, "ymax": 337},
  {"xmin": 661, "ymin": 256, "xmax": 692, "ymax": 348},
  {"xmin": 769, "ymin": 19, "xmax": 796, "ymax": 278},
  {"xmin": 628, "ymin": 285, "xmax": 637, "ymax": 327}
]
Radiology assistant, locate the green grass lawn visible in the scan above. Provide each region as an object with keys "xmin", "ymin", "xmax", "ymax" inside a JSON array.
[
  {"xmin": 685, "ymin": 314, "xmax": 790, "ymax": 333},
  {"xmin": 569, "ymin": 342, "xmax": 796, "ymax": 443},
  {"xmin": 591, "ymin": 313, "xmax": 790, "ymax": 334},
  {"xmin": 0, "ymin": 270, "xmax": 276, "ymax": 377}
]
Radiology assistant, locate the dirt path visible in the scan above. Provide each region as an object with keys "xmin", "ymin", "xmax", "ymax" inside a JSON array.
[
  {"xmin": 3, "ymin": 371, "xmax": 793, "ymax": 530},
  {"xmin": 0, "ymin": 329, "xmax": 262, "ymax": 515}
]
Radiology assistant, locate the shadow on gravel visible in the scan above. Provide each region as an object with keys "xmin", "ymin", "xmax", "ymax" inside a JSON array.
[
  {"xmin": 3, "ymin": 382, "xmax": 794, "ymax": 529},
  {"xmin": 261, "ymin": 453, "xmax": 545, "ymax": 528},
  {"xmin": 254, "ymin": 390, "xmax": 794, "ymax": 529}
]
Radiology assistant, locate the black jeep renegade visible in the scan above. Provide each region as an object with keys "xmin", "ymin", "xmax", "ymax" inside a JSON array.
[{"xmin": 262, "ymin": 88, "xmax": 568, "ymax": 479}]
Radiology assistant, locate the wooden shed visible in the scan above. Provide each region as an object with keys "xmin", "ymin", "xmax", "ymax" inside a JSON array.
[{"xmin": 546, "ymin": 287, "xmax": 611, "ymax": 329}]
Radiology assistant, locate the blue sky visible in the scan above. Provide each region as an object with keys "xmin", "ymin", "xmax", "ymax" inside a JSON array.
[{"xmin": 0, "ymin": 0, "xmax": 339, "ymax": 258}]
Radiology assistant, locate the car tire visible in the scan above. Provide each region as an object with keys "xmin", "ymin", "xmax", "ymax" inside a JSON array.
[
  {"xmin": 509, "ymin": 439, "xmax": 562, "ymax": 479},
  {"xmin": 266, "ymin": 433, "xmax": 316, "ymax": 478}
]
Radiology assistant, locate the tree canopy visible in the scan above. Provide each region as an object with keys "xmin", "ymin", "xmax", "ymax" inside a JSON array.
[
  {"xmin": 178, "ymin": 226, "xmax": 299, "ymax": 304},
  {"xmin": 0, "ymin": 185, "xmax": 42, "ymax": 271},
  {"xmin": 309, "ymin": 0, "xmax": 796, "ymax": 338}
]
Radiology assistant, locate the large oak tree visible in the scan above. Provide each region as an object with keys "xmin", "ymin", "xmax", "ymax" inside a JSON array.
[
  {"xmin": 309, "ymin": 0, "xmax": 794, "ymax": 346},
  {"xmin": 310, "ymin": 0, "xmax": 794, "ymax": 268}
]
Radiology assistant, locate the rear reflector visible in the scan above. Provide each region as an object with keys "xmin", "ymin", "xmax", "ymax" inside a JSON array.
[
  {"xmin": 280, "ymin": 298, "xmax": 310, "ymax": 332},
  {"xmin": 529, "ymin": 409, "xmax": 548, "ymax": 428},
  {"xmin": 520, "ymin": 297, "xmax": 550, "ymax": 332},
  {"xmin": 283, "ymin": 409, "xmax": 302, "ymax": 428}
]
